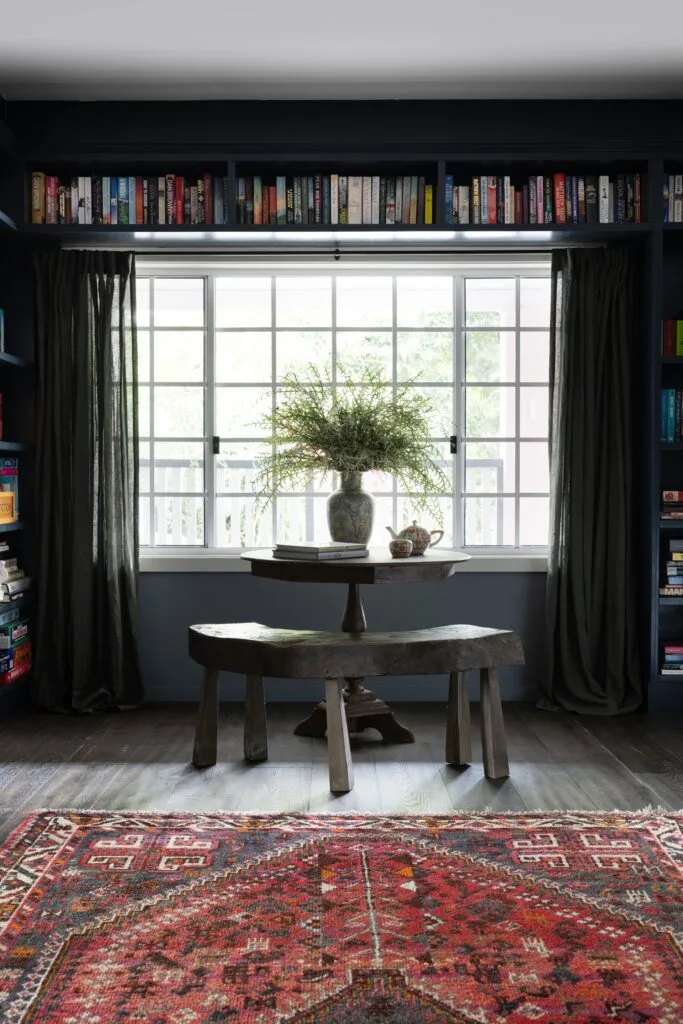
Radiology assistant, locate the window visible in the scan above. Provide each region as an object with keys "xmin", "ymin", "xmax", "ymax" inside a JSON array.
[{"xmin": 137, "ymin": 258, "xmax": 551, "ymax": 551}]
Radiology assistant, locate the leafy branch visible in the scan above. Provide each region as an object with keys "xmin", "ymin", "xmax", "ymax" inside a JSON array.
[{"xmin": 253, "ymin": 364, "xmax": 451, "ymax": 524}]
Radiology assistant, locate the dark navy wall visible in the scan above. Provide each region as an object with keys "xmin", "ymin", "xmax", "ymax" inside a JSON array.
[{"xmin": 138, "ymin": 571, "xmax": 545, "ymax": 703}]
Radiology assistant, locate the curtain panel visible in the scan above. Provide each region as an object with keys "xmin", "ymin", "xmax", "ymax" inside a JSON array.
[
  {"xmin": 33, "ymin": 250, "xmax": 142, "ymax": 710},
  {"xmin": 542, "ymin": 247, "xmax": 642, "ymax": 715}
]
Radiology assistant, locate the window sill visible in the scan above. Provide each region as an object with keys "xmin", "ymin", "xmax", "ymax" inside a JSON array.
[{"xmin": 139, "ymin": 550, "xmax": 548, "ymax": 573}]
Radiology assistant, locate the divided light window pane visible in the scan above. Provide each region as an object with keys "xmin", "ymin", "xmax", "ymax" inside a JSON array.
[{"xmin": 139, "ymin": 263, "xmax": 551, "ymax": 550}]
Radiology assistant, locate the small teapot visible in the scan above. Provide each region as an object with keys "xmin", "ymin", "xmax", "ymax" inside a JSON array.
[{"xmin": 386, "ymin": 521, "xmax": 444, "ymax": 556}]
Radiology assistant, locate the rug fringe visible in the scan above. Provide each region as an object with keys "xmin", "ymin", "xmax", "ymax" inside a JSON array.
[{"xmin": 24, "ymin": 806, "xmax": 681, "ymax": 817}]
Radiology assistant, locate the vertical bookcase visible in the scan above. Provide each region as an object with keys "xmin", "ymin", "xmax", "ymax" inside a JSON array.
[{"xmin": 0, "ymin": 122, "xmax": 35, "ymax": 716}]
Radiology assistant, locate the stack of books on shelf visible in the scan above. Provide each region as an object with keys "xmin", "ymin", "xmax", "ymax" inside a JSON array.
[
  {"xmin": 659, "ymin": 389, "xmax": 683, "ymax": 442},
  {"xmin": 236, "ymin": 174, "xmax": 433, "ymax": 226},
  {"xmin": 663, "ymin": 175, "xmax": 683, "ymax": 222},
  {"xmin": 273, "ymin": 542, "xmax": 369, "ymax": 561},
  {"xmin": 660, "ymin": 538, "xmax": 683, "ymax": 595},
  {"xmin": 31, "ymin": 172, "xmax": 229, "ymax": 226},
  {"xmin": 660, "ymin": 643, "xmax": 683, "ymax": 676},
  {"xmin": 0, "ymin": 457, "xmax": 19, "ymax": 524},
  {"xmin": 0, "ymin": 543, "xmax": 31, "ymax": 686},
  {"xmin": 662, "ymin": 320, "xmax": 683, "ymax": 356},
  {"xmin": 444, "ymin": 172, "xmax": 642, "ymax": 225},
  {"xmin": 661, "ymin": 490, "xmax": 683, "ymax": 520}
]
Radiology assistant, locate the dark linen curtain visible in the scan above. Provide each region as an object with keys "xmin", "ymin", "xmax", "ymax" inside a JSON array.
[
  {"xmin": 541, "ymin": 247, "xmax": 642, "ymax": 714},
  {"xmin": 32, "ymin": 250, "xmax": 143, "ymax": 710}
]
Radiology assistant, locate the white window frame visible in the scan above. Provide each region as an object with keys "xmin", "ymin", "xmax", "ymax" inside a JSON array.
[{"xmin": 138, "ymin": 254, "xmax": 550, "ymax": 573}]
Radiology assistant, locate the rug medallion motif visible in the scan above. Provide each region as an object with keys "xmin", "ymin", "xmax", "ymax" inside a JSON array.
[{"xmin": 0, "ymin": 812, "xmax": 681, "ymax": 1022}]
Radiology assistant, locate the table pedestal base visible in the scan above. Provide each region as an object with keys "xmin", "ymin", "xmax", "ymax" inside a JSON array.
[{"xmin": 294, "ymin": 680, "xmax": 415, "ymax": 744}]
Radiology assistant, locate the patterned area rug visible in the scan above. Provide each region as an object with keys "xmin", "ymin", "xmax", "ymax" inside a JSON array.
[{"xmin": 0, "ymin": 812, "xmax": 681, "ymax": 1022}]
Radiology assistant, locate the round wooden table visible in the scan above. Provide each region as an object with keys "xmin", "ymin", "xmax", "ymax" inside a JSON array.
[{"xmin": 241, "ymin": 548, "xmax": 471, "ymax": 744}]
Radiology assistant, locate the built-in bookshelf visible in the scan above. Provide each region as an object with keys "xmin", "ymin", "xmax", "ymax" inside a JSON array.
[
  {"xmin": 0, "ymin": 123, "xmax": 34, "ymax": 716},
  {"xmin": 6, "ymin": 112, "xmax": 683, "ymax": 708}
]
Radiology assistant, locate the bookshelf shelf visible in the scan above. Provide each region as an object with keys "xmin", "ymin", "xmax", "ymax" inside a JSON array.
[
  {"xmin": 0, "ymin": 352, "xmax": 31, "ymax": 369},
  {"xmin": 659, "ymin": 597, "xmax": 683, "ymax": 605},
  {"xmin": 661, "ymin": 357, "xmax": 683, "ymax": 365},
  {"xmin": 661, "ymin": 442, "xmax": 683, "ymax": 450},
  {"xmin": 656, "ymin": 674, "xmax": 683, "ymax": 683},
  {"xmin": 660, "ymin": 519, "xmax": 683, "ymax": 529},
  {"xmin": 0, "ymin": 521, "xmax": 26, "ymax": 534}
]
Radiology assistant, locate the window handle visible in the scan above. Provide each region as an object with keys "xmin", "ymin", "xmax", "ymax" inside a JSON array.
[
  {"xmin": 450, "ymin": 435, "xmax": 458, "ymax": 454},
  {"xmin": 212, "ymin": 436, "xmax": 220, "ymax": 455}
]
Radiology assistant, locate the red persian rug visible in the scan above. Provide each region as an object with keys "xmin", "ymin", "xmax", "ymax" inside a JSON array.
[{"xmin": 0, "ymin": 811, "xmax": 681, "ymax": 1022}]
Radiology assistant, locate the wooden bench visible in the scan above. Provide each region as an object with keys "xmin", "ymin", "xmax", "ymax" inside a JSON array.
[{"xmin": 188, "ymin": 622, "xmax": 525, "ymax": 793}]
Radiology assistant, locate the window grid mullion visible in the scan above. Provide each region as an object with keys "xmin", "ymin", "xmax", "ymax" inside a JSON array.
[
  {"xmin": 515, "ymin": 275, "xmax": 521, "ymax": 548},
  {"xmin": 454, "ymin": 272, "xmax": 465, "ymax": 548},
  {"xmin": 392, "ymin": 274, "xmax": 398, "ymax": 531},
  {"xmin": 149, "ymin": 281, "xmax": 156, "ymax": 547},
  {"xmin": 271, "ymin": 275, "xmax": 278, "ymax": 544},
  {"xmin": 205, "ymin": 275, "xmax": 216, "ymax": 549}
]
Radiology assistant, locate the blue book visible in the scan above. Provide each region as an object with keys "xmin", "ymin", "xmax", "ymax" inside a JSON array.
[
  {"xmin": 480, "ymin": 175, "xmax": 488, "ymax": 224},
  {"xmin": 668, "ymin": 389, "xmax": 677, "ymax": 442},
  {"xmin": 110, "ymin": 176, "xmax": 118, "ymax": 225},
  {"xmin": 444, "ymin": 175, "xmax": 454, "ymax": 224}
]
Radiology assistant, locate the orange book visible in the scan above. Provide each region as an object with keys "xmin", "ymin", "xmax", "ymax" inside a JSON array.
[
  {"xmin": 553, "ymin": 174, "xmax": 567, "ymax": 224},
  {"xmin": 0, "ymin": 492, "xmax": 15, "ymax": 524}
]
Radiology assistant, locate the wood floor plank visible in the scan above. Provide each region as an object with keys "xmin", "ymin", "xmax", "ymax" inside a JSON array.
[{"xmin": 1, "ymin": 703, "xmax": 681, "ymax": 819}]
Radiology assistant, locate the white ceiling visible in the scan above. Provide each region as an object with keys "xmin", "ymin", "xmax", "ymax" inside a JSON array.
[{"xmin": 1, "ymin": 0, "xmax": 683, "ymax": 101}]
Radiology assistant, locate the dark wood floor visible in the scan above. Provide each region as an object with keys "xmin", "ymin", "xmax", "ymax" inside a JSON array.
[{"xmin": 0, "ymin": 703, "xmax": 681, "ymax": 842}]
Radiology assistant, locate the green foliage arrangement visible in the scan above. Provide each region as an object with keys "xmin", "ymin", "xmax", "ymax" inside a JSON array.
[{"xmin": 254, "ymin": 364, "xmax": 450, "ymax": 523}]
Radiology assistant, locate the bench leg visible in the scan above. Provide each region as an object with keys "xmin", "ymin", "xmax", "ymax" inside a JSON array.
[
  {"xmin": 244, "ymin": 674, "xmax": 268, "ymax": 762},
  {"xmin": 193, "ymin": 668, "xmax": 219, "ymax": 768},
  {"xmin": 446, "ymin": 671, "xmax": 472, "ymax": 766},
  {"xmin": 480, "ymin": 667, "xmax": 509, "ymax": 779},
  {"xmin": 325, "ymin": 678, "xmax": 354, "ymax": 794}
]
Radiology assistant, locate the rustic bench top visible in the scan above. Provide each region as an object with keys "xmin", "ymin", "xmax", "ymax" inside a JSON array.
[
  {"xmin": 241, "ymin": 548, "xmax": 471, "ymax": 585},
  {"xmin": 189, "ymin": 621, "xmax": 524, "ymax": 678}
]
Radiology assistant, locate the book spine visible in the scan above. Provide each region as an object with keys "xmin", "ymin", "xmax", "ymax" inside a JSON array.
[
  {"xmin": 503, "ymin": 175, "xmax": 512, "ymax": 224},
  {"xmin": 663, "ymin": 320, "xmax": 677, "ymax": 356},
  {"xmin": 480, "ymin": 175, "xmax": 488, "ymax": 224},
  {"xmin": 458, "ymin": 185, "xmax": 470, "ymax": 224},
  {"xmin": 598, "ymin": 175, "xmax": 610, "ymax": 223},
  {"xmin": 444, "ymin": 174, "xmax": 454, "ymax": 225},
  {"xmin": 552, "ymin": 173, "xmax": 566, "ymax": 224},
  {"xmin": 394, "ymin": 177, "xmax": 403, "ymax": 225},
  {"xmin": 31, "ymin": 172, "xmax": 46, "ymax": 223},
  {"xmin": 361, "ymin": 176, "xmax": 371, "ymax": 225},
  {"xmin": 275, "ymin": 176, "xmax": 286, "ymax": 224},
  {"xmin": 675, "ymin": 175, "xmax": 683, "ymax": 223},
  {"xmin": 385, "ymin": 177, "xmax": 395, "ymax": 225},
  {"xmin": 322, "ymin": 175, "xmax": 331, "ymax": 224},
  {"xmin": 330, "ymin": 174, "xmax": 339, "ymax": 225},
  {"xmin": 348, "ymin": 176, "xmax": 362, "ymax": 225},
  {"xmin": 338, "ymin": 176, "xmax": 348, "ymax": 224},
  {"xmin": 165, "ymin": 174, "xmax": 175, "ymax": 225},
  {"xmin": 424, "ymin": 184, "xmax": 433, "ymax": 225},
  {"xmin": 471, "ymin": 176, "xmax": 480, "ymax": 224},
  {"xmin": 379, "ymin": 176, "xmax": 387, "ymax": 224},
  {"xmin": 158, "ymin": 176, "xmax": 166, "ymax": 225},
  {"xmin": 677, "ymin": 321, "xmax": 683, "ymax": 357},
  {"xmin": 293, "ymin": 177, "xmax": 302, "ymax": 225},
  {"xmin": 616, "ymin": 174, "xmax": 626, "ymax": 223}
]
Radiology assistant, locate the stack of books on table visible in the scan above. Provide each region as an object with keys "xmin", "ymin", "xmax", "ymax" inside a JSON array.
[
  {"xmin": 660, "ymin": 643, "xmax": 683, "ymax": 676},
  {"xmin": 273, "ymin": 542, "xmax": 369, "ymax": 561}
]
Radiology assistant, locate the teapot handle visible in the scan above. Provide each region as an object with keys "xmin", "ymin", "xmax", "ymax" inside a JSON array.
[{"xmin": 429, "ymin": 530, "xmax": 444, "ymax": 548}]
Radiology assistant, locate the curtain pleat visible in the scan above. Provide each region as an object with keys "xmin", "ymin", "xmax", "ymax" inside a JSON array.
[
  {"xmin": 33, "ymin": 250, "xmax": 142, "ymax": 710},
  {"xmin": 541, "ymin": 247, "xmax": 642, "ymax": 714}
]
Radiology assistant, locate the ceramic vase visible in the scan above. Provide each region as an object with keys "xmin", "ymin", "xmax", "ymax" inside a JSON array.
[{"xmin": 327, "ymin": 471, "xmax": 374, "ymax": 544}]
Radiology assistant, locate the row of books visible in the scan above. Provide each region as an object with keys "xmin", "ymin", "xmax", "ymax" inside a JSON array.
[
  {"xmin": 660, "ymin": 539, "xmax": 683, "ymax": 596},
  {"xmin": 660, "ymin": 643, "xmax": 683, "ymax": 675},
  {"xmin": 445, "ymin": 173, "xmax": 643, "ymax": 226},
  {"xmin": 663, "ymin": 175, "xmax": 683, "ymax": 223},
  {"xmin": 272, "ymin": 541, "xmax": 368, "ymax": 561},
  {"xmin": 31, "ymin": 173, "xmax": 230, "ymax": 226},
  {"xmin": 236, "ymin": 175, "xmax": 434, "ymax": 226},
  {"xmin": 659, "ymin": 389, "xmax": 683, "ymax": 442},
  {"xmin": 0, "ymin": 544, "xmax": 31, "ymax": 686},
  {"xmin": 661, "ymin": 490, "xmax": 683, "ymax": 520},
  {"xmin": 662, "ymin": 320, "xmax": 683, "ymax": 357},
  {"xmin": 0, "ymin": 458, "xmax": 19, "ymax": 524}
]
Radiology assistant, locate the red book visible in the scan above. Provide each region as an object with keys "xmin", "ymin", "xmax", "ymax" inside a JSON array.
[
  {"xmin": 634, "ymin": 173, "xmax": 641, "ymax": 223},
  {"xmin": 203, "ymin": 174, "xmax": 213, "ymax": 224},
  {"xmin": 553, "ymin": 174, "xmax": 567, "ymax": 224},
  {"xmin": 262, "ymin": 185, "xmax": 270, "ymax": 225},
  {"xmin": 269, "ymin": 185, "xmax": 277, "ymax": 224},
  {"xmin": 663, "ymin": 320, "xmax": 677, "ymax": 356},
  {"xmin": 136, "ymin": 178, "xmax": 143, "ymax": 224},
  {"xmin": 488, "ymin": 177, "xmax": 497, "ymax": 224},
  {"xmin": 0, "ymin": 658, "xmax": 31, "ymax": 686},
  {"xmin": 663, "ymin": 490, "xmax": 683, "ymax": 502},
  {"xmin": 514, "ymin": 190, "xmax": 523, "ymax": 225},
  {"xmin": 175, "ymin": 176, "xmax": 184, "ymax": 225}
]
